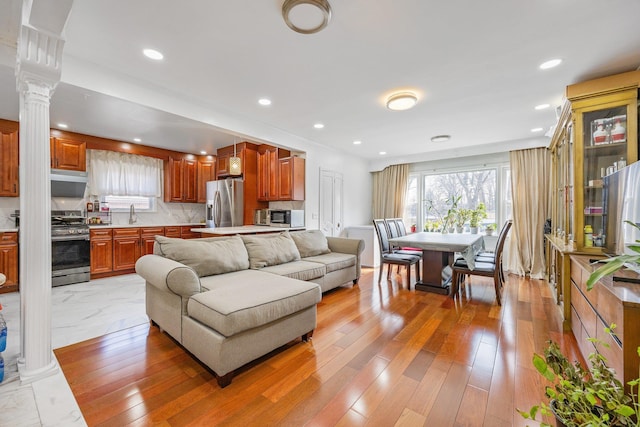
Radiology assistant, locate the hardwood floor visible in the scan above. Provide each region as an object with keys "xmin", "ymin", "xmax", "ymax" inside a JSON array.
[{"xmin": 55, "ymin": 268, "xmax": 584, "ymax": 426}]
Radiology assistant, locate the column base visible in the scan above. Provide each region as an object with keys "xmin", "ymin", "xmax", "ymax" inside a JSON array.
[{"xmin": 18, "ymin": 356, "xmax": 59, "ymax": 385}]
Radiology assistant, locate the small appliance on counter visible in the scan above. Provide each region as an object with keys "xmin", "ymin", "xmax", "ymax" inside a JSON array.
[
  {"xmin": 254, "ymin": 208, "xmax": 270, "ymax": 225},
  {"xmin": 269, "ymin": 209, "xmax": 304, "ymax": 228}
]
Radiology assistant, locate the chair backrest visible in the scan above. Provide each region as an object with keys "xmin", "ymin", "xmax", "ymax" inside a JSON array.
[
  {"xmin": 394, "ymin": 218, "xmax": 408, "ymax": 236},
  {"xmin": 385, "ymin": 219, "xmax": 400, "ymax": 239},
  {"xmin": 494, "ymin": 220, "xmax": 513, "ymax": 264},
  {"xmin": 373, "ymin": 219, "xmax": 392, "ymax": 254}
]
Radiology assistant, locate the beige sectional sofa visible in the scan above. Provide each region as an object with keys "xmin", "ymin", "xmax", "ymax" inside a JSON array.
[{"xmin": 135, "ymin": 230, "xmax": 364, "ymax": 387}]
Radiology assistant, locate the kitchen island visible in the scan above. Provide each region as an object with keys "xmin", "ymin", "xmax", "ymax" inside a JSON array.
[{"xmin": 193, "ymin": 225, "xmax": 305, "ymax": 235}]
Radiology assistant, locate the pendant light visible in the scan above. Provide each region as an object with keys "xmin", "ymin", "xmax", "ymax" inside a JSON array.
[{"xmin": 229, "ymin": 139, "xmax": 242, "ymax": 176}]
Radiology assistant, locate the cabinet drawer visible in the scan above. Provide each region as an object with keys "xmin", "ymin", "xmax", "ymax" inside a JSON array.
[
  {"xmin": 90, "ymin": 228, "xmax": 112, "ymax": 239},
  {"xmin": 570, "ymin": 258, "xmax": 582, "ymax": 291},
  {"xmin": 164, "ymin": 226, "xmax": 181, "ymax": 237},
  {"xmin": 113, "ymin": 228, "xmax": 141, "ymax": 238},
  {"xmin": 595, "ymin": 285, "xmax": 624, "ymax": 339},
  {"xmin": 0, "ymin": 232, "xmax": 17, "ymax": 243},
  {"xmin": 595, "ymin": 316, "xmax": 624, "ymax": 378},
  {"xmin": 571, "ymin": 305, "xmax": 595, "ymax": 360},
  {"xmin": 571, "ymin": 282, "xmax": 597, "ymax": 339},
  {"xmin": 141, "ymin": 227, "xmax": 164, "ymax": 236}
]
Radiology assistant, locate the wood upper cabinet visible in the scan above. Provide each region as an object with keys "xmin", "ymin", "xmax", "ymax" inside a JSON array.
[
  {"xmin": 278, "ymin": 156, "xmax": 305, "ymax": 201},
  {"xmin": 90, "ymin": 228, "xmax": 113, "ymax": 275},
  {"xmin": 216, "ymin": 152, "xmax": 231, "ymax": 178},
  {"xmin": 0, "ymin": 232, "xmax": 19, "ymax": 293},
  {"xmin": 0, "ymin": 126, "xmax": 19, "ymax": 197},
  {"xmin": 164, "ymin": 156, "xmax": 198, "ymax": 203},
  {"xmin": 51, "ymin": 137, "xmax": 87, "ymax": 171},
  {"xmin": 257, "ymin": 145, "xmax": 291, "ymax": 201},
  {"xmin": 112, "ymin": 228, "xmax": 141, "ymax": 272},
  {"xmin": 197, "ymin": 157, "xmax": 216, "ymax": 203}
]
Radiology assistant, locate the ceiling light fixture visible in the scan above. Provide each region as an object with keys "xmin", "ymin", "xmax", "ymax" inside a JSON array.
[
  {"xmin": 133, "ymin": 138, "xmax": 142, "ymax": 142},
  {"xmin": 200, "ymin": 150, "xmax": 207, "ymax": 155},
  {"xmin": 379, "ymin": 151, "xmax": 387, "ymax": 155},
  {"xmin": 282, "ymin": 0, "xmax": 332, "ymax": 34},
  {"xmin": 143, "ymin": 48, "xmax": 164, "ymax": 60},
  {"xmin": 229, "ymin": 139, "xmax": 242, "ymax": 176},
  {"xmin": 313, "ymin": 123, "xmax": 324, "ymax": 129},
  {"xmin": 430, "ymin": 135, "xmax": 451, "ymax": 143},
  {"xmin": 386, "ymin": 92, "xmax": 418, "ymax": 111},
  {"xmin": 531, "ymin": 127, "xmax": 544, "ymax": 133},
  {"xmin": 539, "ymin": 59, "xmax": 562, "ymax": 70},
  {"xmin": 535, "ymin": 103, "xmax": 551, "ymax": 110},
  {"xmin": 353, "ymin": 140, "xmax": 362, "ymax": 145},
  {"xmin": 258, "ymin": 98, "xmax": 272, "ymax": 106},
  {"xmin": 57, "ymin": 123, "xmax": 68, "ymax": 128}
]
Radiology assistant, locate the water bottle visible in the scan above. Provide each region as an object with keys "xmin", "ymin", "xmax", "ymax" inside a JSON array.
[
  {"xmin": 0, "ymin": 355, "xmax": 4, "ymax": 383},
  {"xmin": 0, "ymin": 314, "xmax": 6, "ymax": 353}
]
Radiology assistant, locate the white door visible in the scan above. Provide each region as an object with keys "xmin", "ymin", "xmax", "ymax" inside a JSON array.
[{"xmin": 319, "ymin": 169, "xmax": 344, "ymax": 237}]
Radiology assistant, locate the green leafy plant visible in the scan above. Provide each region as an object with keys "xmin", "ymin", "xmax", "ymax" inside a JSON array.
[
  {"xmin": 469, "ymin": 202, "xmax": 487, "ymax": 228},
  {"xmin": 486, "ymin": 223, "xmax": 496, "ymax": 231},
  {"xmin": 455, "ymin": 208, "xmax": 472, "ymax": 228},
  {"xmin": 587, "ymin": 221, "xmax": 640, "ymax": 290},
  {"xmin": 426, "ymin": 195, "xmax": 461, "ymax": 232},
  {"xmin": 519, "ymin": 331, "xmax": 640, "ymax": 426}
]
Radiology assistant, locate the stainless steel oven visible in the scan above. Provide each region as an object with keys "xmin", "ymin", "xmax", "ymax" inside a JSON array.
[{"xmin": 51, "ymin": 211, "xmax": 91, "ymax": 287}]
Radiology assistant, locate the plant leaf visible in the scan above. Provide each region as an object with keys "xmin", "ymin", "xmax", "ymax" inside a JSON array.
[
  {"xmin": 616, "ymin": 404, "xmax": 635, "ymax": 417},
  {"xmin": 586, "ymin": 257, "xmax": 630, "ymax": 290}
]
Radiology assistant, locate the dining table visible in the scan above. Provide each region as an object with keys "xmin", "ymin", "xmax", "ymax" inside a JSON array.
[{"xmin": 388, "ymin": 232, "xmax": 484, "ymax": 294}]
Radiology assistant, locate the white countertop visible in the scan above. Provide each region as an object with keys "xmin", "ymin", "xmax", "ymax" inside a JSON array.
[
  {"xmin": 194, "ymin": 225, "xmax": 305, "ymax": 235},
  {"xmin": 89, "ymin": 223, "xmax": 204, "ymax": 229},
  {"xmin": 0, "ymin": 228, "xmax": 18, "ymax": 233}
]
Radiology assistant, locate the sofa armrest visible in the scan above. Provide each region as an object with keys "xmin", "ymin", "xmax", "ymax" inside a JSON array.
[
  {"xmin": 327, "ymin": 237, "xmax": 365, "ymax": 279},
  {"xmin": 135, "ymin": 254, "xmax": 201, "ymax": 298}
]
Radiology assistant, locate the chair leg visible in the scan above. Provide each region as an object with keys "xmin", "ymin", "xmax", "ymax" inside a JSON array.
[
  {"xmin": 494, "ymin": 272, "xmax": 502, "ymax": 306},
  {"xmin": 378, "ymin": 263, "xmax": 384, "ymax": 283},
  {"xmin": 451, "ymin": 269, "xmax": 458, "ymax": 295},
  {"xmin": 405, "ymin": 265, "xmax": 411, "ymax": 288}
]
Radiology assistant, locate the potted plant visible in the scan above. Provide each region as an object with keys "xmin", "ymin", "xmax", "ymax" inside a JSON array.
[
  {"xmin": 485, "ymin": 223, "xmax": 496, "ymax": 236},
  {"xmin": 455, "ymin": 208, "xmax": 471, "ymax": 233},
  {"xmin": 469, "ymin": 203, "xmax": 487, "ymax": 234}
]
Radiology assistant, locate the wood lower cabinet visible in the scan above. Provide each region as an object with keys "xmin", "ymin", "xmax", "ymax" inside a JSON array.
[
  {"xmin": 90, "ymin": 228, "xmax": 113, "ymax": 275},
  {"xmin": 0, "ymin": 124, "xmax": 19, "ymax": 197},
  {"xmin": 164, "ymin": 226, "xmax": 181, "ymax": 238},
  {"xmin": 51, "ymin": 137, "xmax": 86, "ymax": 171},
  {"xmin": 180, "ymin": 225, "xmax": 203, "ymax": 239},
  {"xmin": 570, "ymin": 255, "xmax": 640, "ymax": 389},
  {"xmin": 112, "ymin": 228, "xmax": 141, "ymax": 272},
  {"xmin": 0, "ymin": 232, "xmax": 18, "ymax": 293},
  {"xmin": 141, "ymin": 227, "xmax": 164, "ymax": 255}
]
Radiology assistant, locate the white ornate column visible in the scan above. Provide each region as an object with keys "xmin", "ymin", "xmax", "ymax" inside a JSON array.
[{"xmin": 16, "ymin": 0, "xmax": 73, "ymax": 383}]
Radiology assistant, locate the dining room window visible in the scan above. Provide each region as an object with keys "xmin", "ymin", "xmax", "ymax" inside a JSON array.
[{"xmin": 405, "ymin": 165, "xmax": 510, "ymax": 232}]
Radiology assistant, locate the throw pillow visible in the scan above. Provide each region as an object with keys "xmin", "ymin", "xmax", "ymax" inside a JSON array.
[
  {"xmin": 241, "ymin": 232, "xmax": 301, "ymax": 269},
  {"xmin": 290, "ymin": 230, "xmax": 331, "ymax": 258},
  {"xmin": 155, "ymin": 235, "xmax": 250, "ymax": 277}
]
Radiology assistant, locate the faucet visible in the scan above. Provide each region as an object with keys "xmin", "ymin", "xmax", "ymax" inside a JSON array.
[{"xmin": 129, "ymin": 204, "xmax": 137, "ymax": 224}]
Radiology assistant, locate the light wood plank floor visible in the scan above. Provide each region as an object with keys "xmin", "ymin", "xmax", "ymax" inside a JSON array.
[{"xmin": 55, "ymin": 268, "xmax": 584, "ymax": 426}]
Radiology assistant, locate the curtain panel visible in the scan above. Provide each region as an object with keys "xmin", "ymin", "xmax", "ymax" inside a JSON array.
[
  {"xmin": 88, "ymin": 149, "xmax": 162, "ymax": 197},
  {"xmin": 372, "ymin": 164, "xmax": 409, "ymax": 219},
  {"xmin": 506, "ymin": 147, "xmax": 551, "ymax": 279}
]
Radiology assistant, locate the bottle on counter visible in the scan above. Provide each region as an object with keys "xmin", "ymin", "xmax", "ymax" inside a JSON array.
[
  {"xmin": 584, "ymin": 225, "xmax": 593, "ymax": 247},
  {"xmin": 0, "ymin": 314, "xmax": 6, "ymax": 352},
  {"xmin": 93, "ymin": 198, "xmax": 100, "ymax": 212}
]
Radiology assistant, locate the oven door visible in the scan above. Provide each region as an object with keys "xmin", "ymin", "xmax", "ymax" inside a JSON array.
[{"xmin": 51, "ymin": 235, "xmax": 91, "ymax": 286}]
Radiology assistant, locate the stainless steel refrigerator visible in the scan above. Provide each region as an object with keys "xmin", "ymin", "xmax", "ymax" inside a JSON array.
[{"xmin": 206, "ymin": 178, "xmax": 244, "ymax": 228}]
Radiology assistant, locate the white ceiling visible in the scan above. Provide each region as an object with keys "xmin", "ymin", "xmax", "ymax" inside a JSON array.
[{"xmin": 1, "ymin": 0, "xmax": 640, "ymax": 165}]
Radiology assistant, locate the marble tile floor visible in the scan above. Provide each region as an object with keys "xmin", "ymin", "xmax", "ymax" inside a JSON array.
[{"xmin": 0, "ymin": 274, "xmax": 148, "ymax": 426}]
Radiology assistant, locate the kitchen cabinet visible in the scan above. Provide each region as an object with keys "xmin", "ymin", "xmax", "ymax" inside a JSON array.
[
  {"xmin": 0, "ymin": 232, "xmax": 18, "ymax": 293},
  {"xmin": 90, "ymin": 228, "xmax": 113, "ymax": 275},
  {"xmin": 50, "ymin": 137, "xmax": 86, "ymax": 171},
  {"xmin": 164, "ymin": 226, "xmax": 181, "ymax": 238},
  {"xmin": 112, "ymin": 228, "xmax": 141, "ymax": 272},
  {"xmin": 197, "ymin": 157, "xmax": 216, "ymax": 203},
  {"xmin": 165, "ymin": 156, "xmax": 198, "ymax": 203},
  {"xmin": 180, "ymin": 225, "xmax": 204, "ymax": 239},
  {"xmin": 0, "ymin": 127, "xmax": 19, "ymax": 197},
  {"xmin": 141, "ymin": 227, "xmax": 164, "ymax": 255},
  {"xmin": 257, "ymin": 145, "xmax": 291, "ymax": 201},
  {"xmin": 278, "ymin": 156, "xmax": 305, "ymax": 201}
]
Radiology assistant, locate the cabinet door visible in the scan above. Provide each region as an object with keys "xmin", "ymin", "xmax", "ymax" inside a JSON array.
[
  {"xmin": 267, "ymin": 149, "xmax": 279, "ymax": 199},
  {"xmin": 112, "ymin": 228, "xmax": 141, "ymax": 271},
  {"xmin": 0, "ymin": 130, "xmax": 19, "ymax": 197},
  {"xmin": 141, "ymin": 227, "xmax": 164, "ymax": 255},
  {"xmin": 197, "ymin": 159, "xmax": 216, "ymax": 203},
  {"xmin": 217, "ymin": 154, "xmax": 230, "ymax": 177},
  {"xmin": 180, "ymin": 225, "xmax": 202, "ymax": 239},
  {"xmin": 164, "ymin": 226, "xmax": 181, "ymax": 238},
  {"xmin": 166, "ymin": 157, "xmax": 184, "ymax": 202},
  {"xmin": 53, "ymin": 138, "xmax": 86, "ymax": 171},
  {"xmin": 257, "ymin": 151, "xmax": 269, "ymax": 201},
  {"xmin": 0, "ymin": 232, "xmax": 18, "ymax": 290},
  {"xmin": 278, "ymin": 157, "xmax": 305, "ymax": 201},
  {"xmin": 183, "ymin": 158, "xmax": 198, "ymax": 203},
  {"xmin": 90, "ymin": 238, "xmax": 113, "ymax": 274}
]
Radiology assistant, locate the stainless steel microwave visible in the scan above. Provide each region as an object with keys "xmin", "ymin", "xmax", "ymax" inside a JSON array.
[{"xmin": 269, "ymin": 209, "xmax": 304, "ymax": 228}]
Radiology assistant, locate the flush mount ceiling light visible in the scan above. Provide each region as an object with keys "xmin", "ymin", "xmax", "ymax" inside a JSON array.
[
  {"xmin": 386, "ymin": 92, "xmax": 418, "ymax": 111},
  {"xmin": 143, "ymin": 48, "xmax": 164, "ymax": 60},
  {"xmin": 539, "ymin": 59, "xmax": 562, "ymax": 70},
  {"xmin": 258, "ymin": 98, "xmax": 272, "ymax": 106},
  {"xmin": 430, "ymin": 135, "xmax": 451, "ymax": 143},
  {"xmin": 282, "ymin": 0, "xmax": 332, "ymax": 34},
  {"xmin": 535, "ymin": 103, "xmax": 551, "ymax": 110}
]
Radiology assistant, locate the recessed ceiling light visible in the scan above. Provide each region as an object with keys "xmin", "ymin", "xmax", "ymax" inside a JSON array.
[
  {"xmin": 539, "ymin": 59, "xmax": 562, "ymax": 70},
  {"xmin": 313, "ymin": 123, "xmax": 324, "ymax": 129},
  {"xmin": 386, "ymin": 92, "xmax": 418, "ymax": 111},
  {"xmin": 133, "ymin": 138, "xmax": 142, "ymax": 142},
  {"xmin": 353, "ymin": 140, "xmax": 362, "ymax": 145},
  {"xmin": 531, "ymin": 127, "xmax": 544, "ymax": 133},
  {"xmin": 258, "ymin": 98, "xmax": 272, "ymax": 106},
  {"xmin": 282, "ymin": 0, "xmax": 332, "ymax": 34},
  {"xmin": 379, "ymin": 151, "xmax": 387, "ymax": 155},
  {"xmin": 143, "ymin": 48, "xmax": 164, "ymax": 60},
  {"xmin": 57, "ymin": 123, "xmax": 68, "ymax": 128},
  {"xmin": 430, "ymin": 135, "xmax": 451, "ymax": 143},
  {"xmin": 535, "ymin": 103, "xmax": 550, "ymax": 110},
  {"xmin": 200, "ymin": 151, "xmax": 207, "ymax": 155}
]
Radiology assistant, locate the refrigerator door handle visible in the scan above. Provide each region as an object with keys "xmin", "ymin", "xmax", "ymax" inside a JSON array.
[{"xmin": 214, "ymin": 191, "xmax": 222, "ymax": 227}]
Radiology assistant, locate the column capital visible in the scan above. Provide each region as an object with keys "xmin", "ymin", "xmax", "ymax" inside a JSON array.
[{"xmin": 16, "ymin": 24, "xmax": 64, "ymax": 93}]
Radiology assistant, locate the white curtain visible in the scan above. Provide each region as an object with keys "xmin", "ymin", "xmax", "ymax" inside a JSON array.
[
  {"xmin": 88, "ymin": 150, "xmax": 162, "ymax": 197},
  {"xmin": 372, "ymin": 164, "xmax": 409, "ymax": 219},
  {"xmin": 506, "ymin": 147, "xmax": 551, "ymax": 279}
]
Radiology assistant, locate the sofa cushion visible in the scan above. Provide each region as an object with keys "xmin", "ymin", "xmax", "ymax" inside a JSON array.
[
  {"xmin": 303, "ymin": 252, "xmax": 356, "ymax": 273},
  {"xmin": 154, "ymin": 235, "xmax": 249, "ymax": 277},
  {"xmin": 188, "ymin": 270, "xmax": 321, "ymax": 337},
  {"xmin": 290, "ymin": 230, "xmax": 331, "ymax": 258},
  {"xmin": 241, "ymin": 232, "xmax": 301, "ymax": 269},
  {"xmin": 260, "ymin": 260, "xmax": 326, "ymax": 281}
]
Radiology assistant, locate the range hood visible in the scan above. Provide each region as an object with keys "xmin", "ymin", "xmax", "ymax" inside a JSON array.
[{"xmin": 50, "ymin": 170, "xmax": 88, "ymax": 198}]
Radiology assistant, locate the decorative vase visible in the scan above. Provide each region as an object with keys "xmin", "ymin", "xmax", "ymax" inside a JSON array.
[
  {"xmin": 485, "ymin": 229, "xmax": 494, "ymax": 236},
  {"xmin": 455, "ymin": 226, "xmax": 463, "ymax": 233},
  {"xmin": 470, "ymin": 226, "xmax": 479, "ymax": 234}
]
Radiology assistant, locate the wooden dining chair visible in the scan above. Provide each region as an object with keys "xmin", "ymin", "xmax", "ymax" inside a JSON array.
[
  {"xmin": 373, "ymin": 219, "xmax": 421, "ymax": 287},
  {"xmin": 474, "ymin": 220, "xmax": 512, "ymax": 286},
  {"xmin": 450, "ymin": 220, "xmax": 512, "ymax": 305}
]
